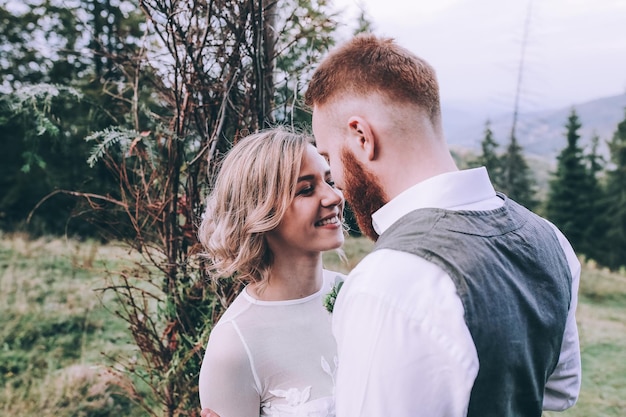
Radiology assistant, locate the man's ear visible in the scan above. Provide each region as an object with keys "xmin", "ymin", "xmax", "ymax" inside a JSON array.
[{"xmin": 347, "ymin": 116, "xmax": 376, "ymax": 161}]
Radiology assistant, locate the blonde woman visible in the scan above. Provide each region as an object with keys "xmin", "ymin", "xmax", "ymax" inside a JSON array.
[{"xmin": 198, "ymin": 127, "xmax": 346, "ymax": 417}]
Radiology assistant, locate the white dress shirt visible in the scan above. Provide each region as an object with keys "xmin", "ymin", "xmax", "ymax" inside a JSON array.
[{"xmin": 332, "ymin": 167, "xmax": 581, "ymax": 417}]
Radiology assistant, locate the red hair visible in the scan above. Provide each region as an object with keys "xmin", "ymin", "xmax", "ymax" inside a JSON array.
[{"xmin": 305, "ymin": 33, "xmax": 441, "ymax": 122}]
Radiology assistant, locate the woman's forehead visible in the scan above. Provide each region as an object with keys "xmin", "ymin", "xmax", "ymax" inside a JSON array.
[{"xmin": 299, "ymin": 145, "xmax": 331, "ymax": 175}]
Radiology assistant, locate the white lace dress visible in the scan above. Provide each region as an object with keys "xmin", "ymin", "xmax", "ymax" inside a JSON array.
[{"xmin": 199, "ymin": 270, "xmax": 345, "ymax": 417}]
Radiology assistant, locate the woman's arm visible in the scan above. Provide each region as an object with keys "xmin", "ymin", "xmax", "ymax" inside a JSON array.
[{"xmin": 199, "ymin": 321, "xmax": 261, "ymax": 417}]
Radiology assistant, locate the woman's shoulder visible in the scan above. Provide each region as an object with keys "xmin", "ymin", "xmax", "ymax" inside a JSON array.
[
  {"xmin": 213, "ymin": 287, "xmax": 254, "ymax": 324},
  {"xmin": 200, "ymin": 309, "xmax": 260, "ymax": 410}
]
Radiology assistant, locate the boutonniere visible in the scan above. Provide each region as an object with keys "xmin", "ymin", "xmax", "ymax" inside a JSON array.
[{"xmin": 323, "ymin": 277, "xmax": 344, "ymax": 314}]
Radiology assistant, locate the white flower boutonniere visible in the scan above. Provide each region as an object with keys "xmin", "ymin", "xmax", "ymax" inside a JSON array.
[{"xmin": 323, "ymin": 276, "xmax": 344, "ymax": 314}]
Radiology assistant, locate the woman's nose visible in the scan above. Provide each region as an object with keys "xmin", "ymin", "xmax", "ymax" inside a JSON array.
[{"xmin": 321, "ymin": 183, "xmax": 344, "ymax": 207}]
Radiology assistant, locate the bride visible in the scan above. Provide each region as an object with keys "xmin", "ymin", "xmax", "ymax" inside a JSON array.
[{"xmin": 198, "ymin": 127, "xmax": 346, "ymax": 417}]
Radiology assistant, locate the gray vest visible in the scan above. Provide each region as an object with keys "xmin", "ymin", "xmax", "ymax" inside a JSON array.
[{"xmin": 374, "ymin": 194, "xmax": 572, "ymax": 417}]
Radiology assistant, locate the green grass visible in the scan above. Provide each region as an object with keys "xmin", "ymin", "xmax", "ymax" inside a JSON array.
[
  {"xmin": 323, "ymin": 236, "xmax": 375, "ymax": 273},
  {"xmin": 543, "ymin": 266, "xmax": 626, "ymax": 416},
  {"xmin": 1, "ymin": 234, "xmax": 625, "ymax": 416},
  {"xmin": 0, "ymin": 234, "xmax": 146, "ymax": 416}
]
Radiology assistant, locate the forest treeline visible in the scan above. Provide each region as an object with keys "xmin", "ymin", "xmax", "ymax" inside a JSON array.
[
  {"xmin": 0, "ymin": 0, "xmax": 362, "ymax": 238},
  {"xmin": 466, "ymin": 110, "xmax": 626, "ymax": 271},
  {"xmin": 1, "ymin": 1, "xmax": 625, "ymax": 415},
  {"xmin": 2, "ymin": 1, "xmax": 624, "ymax": 270}
]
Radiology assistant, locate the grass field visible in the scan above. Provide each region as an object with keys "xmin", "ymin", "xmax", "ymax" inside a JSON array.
[
  {"xmin": 543, "ymin": 263, "xmax": 626, "ymax": 417},
  {"xmin": 1, "ymin": 234, "xmax": 625, "ymax": 416}
]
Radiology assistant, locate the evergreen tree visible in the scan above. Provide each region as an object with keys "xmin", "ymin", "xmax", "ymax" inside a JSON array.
[
  {"xmin": 602, "ymin": 109, "xmax": 626, "ymax": 269},
  {"xmin": 273, "ymin": 0, "xmax": 337, "ymax": 126},
  {"xmin": 583, "ymin": 133, "xmax": 610, "ymax": 263},
  {"xmin": 500, "ymin": 133, "xmax": 538, "ymax": 210},
  {"xmin": 0, "ymin": 0, "xmax": 145, "ymax": 236},
  {"xmin": 545, "ymin": 109, "xmax": 594, "ymax": 255},
  {"xmin": 353, "ymin": 2, "xmax": 375, "ymax": 34},
  {"xmin": 469, "ymin": 120, "xmax": 504, "ymax": 191},
  {"xmin": 587, "ymin": 133, "xmax": 605, "ymax": 178}
]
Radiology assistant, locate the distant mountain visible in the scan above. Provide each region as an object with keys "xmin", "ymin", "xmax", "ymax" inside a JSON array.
[{"xmin": 443, "ymin": 93, "xmax": 626, "ymax": 162}]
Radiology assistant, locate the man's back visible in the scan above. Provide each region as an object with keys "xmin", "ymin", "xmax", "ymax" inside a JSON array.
[{"xmin": 374, "ymin": 195, "xmax": 572, "ymax": 417}]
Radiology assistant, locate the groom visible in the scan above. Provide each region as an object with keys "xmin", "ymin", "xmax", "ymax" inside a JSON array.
[{"xmin": 304, "ymin": 34, "xmax": 581, "ymax": 416}]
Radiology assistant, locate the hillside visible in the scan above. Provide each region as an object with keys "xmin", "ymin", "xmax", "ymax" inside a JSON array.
[{"xmin": 444, "ymin": 93, "xmax": 626, "ymax": 161}]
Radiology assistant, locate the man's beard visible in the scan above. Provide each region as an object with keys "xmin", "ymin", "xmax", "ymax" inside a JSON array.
[{"xmin": 341, "ymin": 147, "xmax": 388, "ymax": 241}]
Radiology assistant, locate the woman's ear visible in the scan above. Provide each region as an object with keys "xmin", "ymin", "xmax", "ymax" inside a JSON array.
[{"xmin": 347, "ymin": 116, "xmax": 376, "ymax": 161}]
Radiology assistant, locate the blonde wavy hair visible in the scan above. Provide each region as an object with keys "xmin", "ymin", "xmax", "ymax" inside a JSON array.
[{"xmin": 198, "ymin": 127, "xmax": 311, "ymax": 285}]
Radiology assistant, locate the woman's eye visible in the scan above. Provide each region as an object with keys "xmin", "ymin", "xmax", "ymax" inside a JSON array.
[
  {"xmin": 326, "ymin": 180, "xmax": 336, "ymax": 188},
  {"xmin": 297, "ymin": 186, "xmax": 314, "ymax": 196}
]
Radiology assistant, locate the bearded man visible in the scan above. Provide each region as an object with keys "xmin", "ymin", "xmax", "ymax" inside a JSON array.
[{"xmin": 305, "ymin": 34, "xmax": 581, "ymax": 417}]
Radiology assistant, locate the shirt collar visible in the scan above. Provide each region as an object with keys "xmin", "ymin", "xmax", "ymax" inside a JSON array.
[{"xmin": 372, "ymin": 167, "xmax": 496, "ymax": 235}]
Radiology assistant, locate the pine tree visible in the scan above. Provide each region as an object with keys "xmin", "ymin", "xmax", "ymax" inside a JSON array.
[
  {"xmin": 602, "ymin": 109, "xmax": 626, "ymax": 269},
  {"xmin": 0, "ymin": 0, "xmax": 145, "ymax": 236},
  {"xmin": 353, "ymin": 3, "xmax": 375, "ymax": 34},
  {"xmin": 500, "ymin": 134, "xmax": 537, "ymax": 210},
  {"xmin": 583, "ymin": 133, "xmax": 610, "ymax": 263},
  {"xmin": 469, "ymin": 120, "xmax": 504, "ymax": 191},
  {"xmin": 587, "ymin": 133, "xmax": 605, "ymax": 178},
  {"xmin": 545, "ymin": 109, "xmax": 594, "ymax": 255}
]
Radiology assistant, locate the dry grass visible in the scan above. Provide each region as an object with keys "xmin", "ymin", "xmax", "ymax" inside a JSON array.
[{"xmin": 2, "ymin": 364, "xmax": 139, "ymax": 416}]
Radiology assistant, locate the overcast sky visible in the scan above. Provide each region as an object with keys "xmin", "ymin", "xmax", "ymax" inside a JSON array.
[{"xmin": 332, "ymin": 0, "xmax": 626, "ymax": 117}]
